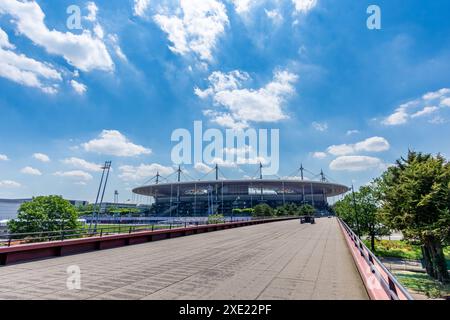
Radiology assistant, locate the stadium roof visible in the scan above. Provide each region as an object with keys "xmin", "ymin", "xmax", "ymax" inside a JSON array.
[{"xmin": 133, "ymin": 179, "xmax": 349, "ymax": 197}]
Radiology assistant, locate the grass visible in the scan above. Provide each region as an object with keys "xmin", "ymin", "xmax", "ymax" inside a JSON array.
[
  {"xmin": 393, "ymin": 271, "xmax": 450, "ymax": 299},
  {"xmin": 363, "ymin": 239, "xmax": 450, "ymax": 261},
  {"xmin": 81, "ymin": 223, "xmax": 180, "ymax": 234}
]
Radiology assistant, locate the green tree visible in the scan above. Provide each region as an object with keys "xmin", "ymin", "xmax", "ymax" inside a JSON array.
[
  {"xmin": 298, "ymin": 204, "xmax": 316, "ymax": 217},
  {"xmin": 334, "ymin": 184, "xmax": 389, "ymax": 251},
  {"xmin": 377, "ymin": 151, "xmax": 450, "ymax": 282},
  {"xmin": 252, "ymin": 203, "xmax": 274, "ymax": 217},
  {"xmin": 8, "ymin": 196, "xmax": 80, "ymax": 234}
]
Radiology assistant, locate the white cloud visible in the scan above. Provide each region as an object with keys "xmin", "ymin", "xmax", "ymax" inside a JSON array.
[
  {"xmin": 329, "ymin": 156, "xmax": 383, "ymax": 172},
  {"xmin": 85, "ymin": 2, "xmax": 98, "ymax": 22},
  {"xmin": 0, "ymin": 27, "xmax": 61, "ymax": 93},
  {"xmin": 440, "ymin": 98, "xmax": 450, "ymax": 107},
  {"xmin": 327, "ymin": 137, "xmax": 390, "ymax": 156},
  {"xmin": 70, "ymin": 80, "xmax": 87, "ymax": 94},
  {"xmin": 153, "ymin": 0, "xmax": 229, "ymax": 62},
  {"xmin": 0, "ymin": 180, "xmax": 21, "ymax": 188},
  {"xmin": 411, "ymin": 106, "xmax": 438, "ymax": 118},
  {"xmin": 33, "ymin": 153, "xmax": 50, "ymax": 162},
  {"xmin": 312, "ymin": 121, "xmax": 328, "ymax": 132},
  {"xmin": 133, "ymin": 0, "xmax": 151, "ymax": 17},
  {"xmin": 54, "ymin": 170, "xmax": 93, "ymax": 181},
  {"xmin": 194, "ymin": 162, "xmax": 213, "ymax": 174},
  {"xmin": 312, "ymin": 152, "xmax": 327, "ymax": 159},
  {"xmin": 292, "ymin": 0, "xmax": 318, "ymax": 13},
  {"xmin": 229, "ymin": 0, "xmax": 254, "ymax": 14},
  {"xmin": 118, "ymin": 163, "xmax": 174, "ymax": 182},
  {"xmin": 423, "ymin": 88, "xmax": 450, "ymax": 101},
  {"xmin": 382, "ymin": 105, "xmax": 409, "ymax": 126},
  {"xmin": 265, "ymin": 9, "xmax": 283, "ymax": 24},
  {"xmin": 0, "ymin": 27, "xmax": 14, "ymax": 49},
  {"xmin": 0, "ymin": 0, "xmax": 114, "ymax": 72},
  {"xmin": 61, "ymin": 157, "xmax": 102, "ymax": 172},
  {"xmin": 21, "ymin": 166, "xmax": 42, "ymax": 176},
  {"xmin": 0, "ymin": 154, "xmax": 9, "ymax": 161},
  {"xmin": 346, "ymin": 130, "xmax": 359, "ymax": 136},
  {"xmin": 82, "ymin": 130, "xmax": 152, "ymax": 157},
  {"xmin": 383, "ymin": 88, "xmax": 450, "ymax": 126},
  {"xmin": 197, "ymin": 69, "xmax": 298, "ymax": 128}
]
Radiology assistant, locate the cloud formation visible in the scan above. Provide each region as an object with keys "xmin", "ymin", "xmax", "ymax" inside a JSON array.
[
  {"xmin": 196, "ymin": 69, "xmax": 298, "ymax": 129},
  {"xmin": 383, "ymin": 88, "xmax": 450, "ymax": 126},
  {"xmin": 82, "ymin": 130, "xmax": 152, "ymax": 157},
  {"xmin": 62, "ymin": 157, "xmax": 102, "ymax": 172},
  {"xmin": 0, "ymin": 27, "xmax": 61, "ymax": 93},
  {"xmin": 327, "ymin": 137, "xmax": 390, "ymax": 156},
  {"xmin": 33, "ymin": 153, "xmax": 50, "ymax": 162},
  {"xmin": 21, "ymin": 166, "xmax": 42, "ymax": 176},
  {"xmin": 54, "ymin": 170, "xmax": 93, "ymax": 181},
  {"xmin": 118, "ymin": 163, "xmax": 174, "ymax": 182},
  {"xmin": 0, "ymin": 0, "xmax": 114, "ymax": 72},
  {"xmin": 329, "ymin": 155, "xmax": 383, "ymax": 172},
  {"xmin": 0, "ymin": 180, "xmax": 21, "ymax": 188},
  {"xmin": 153, "ymin": 0, "xmax": 229, "ymax": 62}
]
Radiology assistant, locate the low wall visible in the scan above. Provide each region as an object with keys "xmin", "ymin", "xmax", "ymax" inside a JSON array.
[
  {"xmin": 0, "ymin": 217, "xmax": 297, "ymax": 266},
  {"xmin": 337, "ymin": 218, "xmax": 413, "ymax": 300}
]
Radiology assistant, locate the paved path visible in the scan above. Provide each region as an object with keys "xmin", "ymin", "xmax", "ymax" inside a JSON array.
[{"xmin": 0, "ymin": 218, "xmax": 368, "ymax": 300}]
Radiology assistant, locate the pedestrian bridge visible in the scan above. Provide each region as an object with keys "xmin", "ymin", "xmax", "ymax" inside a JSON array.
[{"xmin": 0, "ymin": 218, "xmax": 410, "ymax": 300}]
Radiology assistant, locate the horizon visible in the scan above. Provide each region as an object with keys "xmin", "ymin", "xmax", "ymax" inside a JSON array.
[{"xmin": 1, "ymin": 0, "xmax": 450, "ymax": 203}]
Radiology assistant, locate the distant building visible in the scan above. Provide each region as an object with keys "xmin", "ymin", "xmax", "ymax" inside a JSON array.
[
  {"xmin": 0, "ymin": 199, "xmax": 31, "ymax": 220},
  {"xmin": 0, "ymin": 198, "xmax": 89, "ymax": 220}
]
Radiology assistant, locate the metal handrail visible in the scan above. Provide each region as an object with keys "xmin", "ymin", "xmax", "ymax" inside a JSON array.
[
  {"xmin": 338, "ymin": 218, "xmax": 414, "ymax": 300},
  {"xmin": 0, "ymin": 215, "xmax": 295, "ymax": 248}
]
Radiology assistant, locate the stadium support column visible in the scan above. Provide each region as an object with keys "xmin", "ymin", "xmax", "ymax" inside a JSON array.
[
  {"xmin": 177, "ymin": 166, "xmax": 181, "ymax": 217},
  {"xmin": 259, "ymin": 162, "xmax": 263, "ymax": 201},
  {"xmin": 302, "ymin": 184, "xmax": 306, "ymax": 204},
  {"xmin": 194, "ymin": 182, "xmax": 197, "ymax": 216},
  {"xmin": 282, "ymin": 180, "xmax": 285, "ymax": 205},
  {"xmin": 215, "ymin": 164, "xmax": 219, "ymax": 214},
  {"xmin": 300, "ymin": 164, "xmax": 304, "ymax": 181},
  {"xmin": 310, "ymin": 182, "xmax": 315, "ymax": 208}
]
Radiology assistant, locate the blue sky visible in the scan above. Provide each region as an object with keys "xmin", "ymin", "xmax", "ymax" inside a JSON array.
[{"xmin": 1, "ymin": 0, "xmax": 450, "ymax": 203}]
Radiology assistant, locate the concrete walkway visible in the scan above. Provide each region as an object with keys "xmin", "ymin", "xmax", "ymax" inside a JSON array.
[{"xmin": 0, "ymin": 218, "xmax": 368, "ymax": 300}]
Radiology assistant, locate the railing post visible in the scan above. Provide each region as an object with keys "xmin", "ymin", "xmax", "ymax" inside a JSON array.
[{"xmin": 8, "ymin": 237, "xmax": 11, "ymax": 247}]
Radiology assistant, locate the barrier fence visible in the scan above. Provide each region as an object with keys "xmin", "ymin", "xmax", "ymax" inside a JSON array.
[
  {"xmin": 338, "ymin": 217, "xmax": 414, "ymax": 300},
  {"xmin": 0, "ymin": 216, "xmax": 298, "ymax": 265}
]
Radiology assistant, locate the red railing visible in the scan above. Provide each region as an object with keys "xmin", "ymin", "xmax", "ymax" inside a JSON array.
[{"xmin": 337, "ymin": 218, "xmax": 413, "ymax": 300}]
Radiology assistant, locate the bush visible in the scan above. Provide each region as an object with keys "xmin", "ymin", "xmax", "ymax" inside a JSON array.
[
  {"xmin": 252, "ymin": 204, "xmax": 274, "ymax": 217},
  {"xmin": 8, "ymin": 195, "xmax": 80, "ymax": 235},
  {"xmin": 298, "ymin": 204, "xmax": 316, "ymax": 216},
  {"xmin": 208, "ymin": 214, "xmax": 225, "ymax": 224}
]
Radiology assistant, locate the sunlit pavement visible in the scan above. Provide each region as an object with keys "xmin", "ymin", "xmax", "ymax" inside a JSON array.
[{"xmin": 0, "ymin": 218, "xmax": 368, "ymax": 300}]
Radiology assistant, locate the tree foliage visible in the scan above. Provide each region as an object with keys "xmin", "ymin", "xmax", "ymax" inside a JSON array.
[
  {"xmin": 252, "ymin": 203, "xmax": 274, "ymax": 217},
  {"xmin": 334, "ymin": 184, "xmax": 389, "ymax": 251},
  {"xmin": 298, "ymin": 204, "xmax": 316, "ymax": 216},
  {"xmin": 377, "ymin": 151, "xmax": 450, "ymax": 282},
  {"xmin": 8, "ymin": 196, "xmax": 80, "ymax": 234}
]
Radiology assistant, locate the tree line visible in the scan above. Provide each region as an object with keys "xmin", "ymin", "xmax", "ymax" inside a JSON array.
[{"xmin": 334, "ymin": 151, "xmax": 450, "ymax": 283}]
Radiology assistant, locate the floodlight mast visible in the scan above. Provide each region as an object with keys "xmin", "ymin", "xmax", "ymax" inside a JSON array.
[{"xmin": 91, "ymin": 161, "xmax": 112, "ymax": 232}]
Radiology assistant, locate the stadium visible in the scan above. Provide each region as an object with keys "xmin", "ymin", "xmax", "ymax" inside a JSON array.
[{"xmin": 132, "ymin": 165, "xmax": 349, "ymax": 217}]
